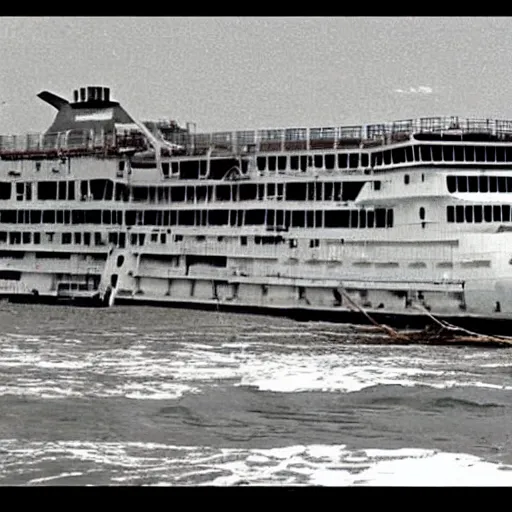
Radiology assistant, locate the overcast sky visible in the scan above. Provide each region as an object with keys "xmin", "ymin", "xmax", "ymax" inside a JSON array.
[{"xmin": 0, "ymin": 17, "xmax": 510, "ymax": 134}]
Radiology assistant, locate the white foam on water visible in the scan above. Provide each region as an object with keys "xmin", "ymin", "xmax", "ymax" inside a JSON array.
[
  {"xmin": 1, "ymin": 328, "xmax": 512, "ymax": 399},
  {"xmin": 2, "ymin": 439, "xmax": 510, "ymax": 486}
]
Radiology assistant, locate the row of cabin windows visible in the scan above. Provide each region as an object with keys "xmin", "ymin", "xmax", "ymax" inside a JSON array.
[
  {"xmin": 446, "ymin": 175, "xmax": 512, "ymax": 193},
  {"xmin": 446, "ymin": 204, "xmax": 512, "ymax": 223},
  {"xmin": 256, "ymin": 154, "xmax": 368, "ymax": 172},
  {"xmin": 0, "ymin": 208, "xmax": 393, "ymax": 229},
  {"xmin": 131, "ymin": 181, "xmax": 364, "ymax": 203},
  {"xmin": 0, "ymin": 210, "xmax": 123, "ymax": 225},
  {"xmin": 125, "ymin": 208, "xmax": 393, "ymax": 229},
  {"xmin": 371, "ymin": 145, "xmax": 512, "ymax": 167},
  {"xmin": 2, "ymin": 180, "xmax": 364, "ymax": 203},
  {"xmin": 0, "ymin": 231, "xmax": 167, "ymax": 247}
]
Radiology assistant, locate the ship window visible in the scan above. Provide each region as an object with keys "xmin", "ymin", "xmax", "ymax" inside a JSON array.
[
  {"xmin": 432, "ymin": 146, "xmax": 442, "ymax": 161},
  {"xmin": 359, "ymin": 210, "xmax": 367, "ymax": 228},
  {"xmin": 119, "ymin": 161, "xmax": 125, "ymax": 172},
  {"xmin": 160, "ymin": 233, "xmax": 166, "ymax": 244},
  {"xmin": 367, "ymin": 210, "xmax": 375, "ymax": 228},
  {"xmin": 0, "ymin": 232, "xmax": 6, "ymax": 243},
  {"xmin": 454, "ymin": 146, "xmax": 464, "ymax": 161},
  {"xmin": 62, "ymin": 232, "xmax": 72, "ymax": 244},
  {"xmin": 324, "ymin": 182, "xmax": 334, "ymax": 201},
  {"xmin": 455, "ymin": 205, "xmax": 464, "ymax": 223},
  {"xmin": 405, "ymin": 146, "xmax": 414, "ymax": 162},
  {"xmin": 309, "ymin": 239, "xmax": 320, "ymax": 248},
  {"xmin": 289, "ymin": 239, "xmax": 298, "ymax": 248},
  {"xmin": 42, "ymin": 210, "xmax": 54, "ymax": 224},
  {"xmin": 139, "ymin": 234, "xmax": 145, "ymax": 245},
  {"xmin": 16, "ymin": 182, "xmax": 23, "ymax": 201},
  {"xmin": 447, "ymin": 206, "xmax": 455, "ymax": 222},
  {"xmin": 239, "ymin": 184, "xmax": 257, "ymax": 201},
  {"xmin": 498, "ymin": 177, "xmax": 507, "ymax": 192},
  {"xmin": 457, "ymin": 176, "xmax": 468, "ymax": 192},
  {"xmin": 383, "ymin": 150, "xmax": 391, "ymax": 165},
  {"xmin": 392, "ymin": 148, "xmax": 405, "ymax": 164},
  {"xmin": 419, "ymin": 207, "xmax": 425, "ymax": 220},
  {"xmin": 257, "ymin": 157, "xmax": 266, "ymax": 171},
  {"xmin": 171, "ymin": 162, "xmax": 179, "ymax": 175},
  {"xmin": 474, "ymin": 205, "xmax": 483, "ymax": 223},
  {"xmin": 489, "ymin": 176, "xmax": 497, "ymax": 192},
  {"xmin": 314, "ymin": 154, "xmax": 323, "ymax": 169},
  {"xmin": 420, "ymin": 146, "xmax": 431, "ymax": 162},
  {"xmin": 68, "ymin": 181, "xmax": 75, "ymax": 200},
  {"xmin": 349, "ymin": 154, "xmax": 359, "ymax": 168},
  {"xmin": 74, "ymin": 232, "xmax": 81, "ymax": 244},
  {"xmin": 443, "ymin": 146, "xmax": 454, "ymax": 162},
  {"xmin": 209, "ymin": 210, "xmax": 229, "ymax": 226},
  {"xmin": 38, "ymin": 181, "xmax": 57, "ymax": 200},
  {"xmin": 465, "ymin": 146, "xmax": 475, "ymax": 162},
  {"xmin": 186, "ymin": 186, "xmax": 195, "ymax": 202},
  {"xmin": 292, "ymin": 210, "xmax": 305, "ymax": 227},
  {"xmin": 286, "ymin": 182, "xmax": 307, "ymax": 201},
  {"xmin": 404, "ymin": 174, "xmax": 410, "ymax": 185},
  {"xmin": 58, "ymin": 181, "xmax": 66, "ymax": 200},
  {"xmin": 240, "ymin": 236, "xmax": 247, "ymax": 246},
  {"xmin": 479, "ymin": 176, "xmax": 488, "ymax": 192},
  {"xmin": 447, "ymin": 176, "xmax": 456, "ymax": 193},
  {"xmin": 475, "ymin": 146, "xmax": 485, "ymax": 162},
  {"xmin": 468, "ymin": 176, "xmax": 478, "ymax": 192},
  {"xmin": 497, "ymin": 147, "xmax": 506, "ymax": 162},
  {"xmin": 338, "ymin": 153, "xmax": 348, "ymax": 169},
  {"xmin": 22, "ymin": 232, "xmax": 31, "ymax": 244},
  {"xmin": 0, "ymin": 183, "xmax": 11, "ymax": 200},
  {"xmin": 487, "ymin": 146, "xmax": 496, "ymax": 162},
  {"xmin": 30, "ymin": 210, "xmax": 42, "ymax": 224},
  {"xmin": 179, "ymin": 210, "xmax": 195, "ymax": 226},
  {"xmin": 290, "ymin": 156, "xmax": 299, "ymax": 170},
  {"xmin": 503, "ymin": 204, "xmax": 511, "ymax": 222},
  {"xmin": 300, "ymin": 155, "xmax": 308, "ymax": 172},
  {"xmin": 370, "ymin": 153, "xmax": 379, "ymax": 167},
  {"xmin": 171, "ymin": 187, "xmax": 185, "ymax": 202},
  {"xmin": 33, "ymin": 232, "xmax": 40, "ymax": 244},
  {"xmin": 133, "ymin": 187, "xmax": 150, "ymax": 204},
  {"xmin": 57, "ymin": 210, "xmax": 64, "ymax": 224},
  {"xmin": 315, "ymin": 182, "xmax": 323, "ymax": 201},
  {"xmin": 9, "ymin": 232, "xmax": 21, "ymax": 244},
  {"xmin": 350, "ymin": 210, "xmax": 358, "ymax": 228},
  {"xmin": 306, "ymin": 211, "xmax": 314, "ymax": 228},
  {"xmin": 325, "ymin": 154, "xmax": 335, "ymax": 170},
  {"xmin": 278, "ymin": 156, "xmax": 287, "ymax": 170},
  {"xmin": 465, "ymin": 205, "xmax": 473, "ymax": 223},
  {"xmin": 361, "ymin": 153, "xmax": 369, "ymax": 168},
  {"xmin": 374, "ymin": 181, "xmax": 381, "ymax": 191},
  {"xmin": 493, "ymin": 204, "xmax": 502, "ymax": 221},
  {"xmin": 375, "ymin": 208, "xmax": 387, "ymax": 228},
  {"xmin": 161, "ymin": 162, "xmax": 169, "ymax": 177},
  {"xmin": 94, "ymin": 232, "xmax": 103, "ymax": 246},
  {"xmin": 268, "ymin": 156, "xmax": 277, "ymax": 172},
  {"xmin": 83, "ymin": 232, "xmax": 91, "ymax": 245},
  {"xmin": 483, "ymin": 205, "xmax": 492, "ymax": 222},
  {"xmin": 315, "ymin": 210, "xmax": 322, "ymax": 227},
  {"xmin": 151, "ymin": 233, "xmax": 158, "ymax": 242}
]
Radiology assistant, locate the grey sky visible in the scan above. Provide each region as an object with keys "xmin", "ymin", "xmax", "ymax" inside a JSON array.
[{"xmin": 0, "ymin": 16, "xmax": 510, "ymax": 134}]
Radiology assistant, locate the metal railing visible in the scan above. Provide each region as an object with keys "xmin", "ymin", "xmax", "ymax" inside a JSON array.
[{"xmin": 3, "ymin": 117, "xmax": 512, "ymax": 158}]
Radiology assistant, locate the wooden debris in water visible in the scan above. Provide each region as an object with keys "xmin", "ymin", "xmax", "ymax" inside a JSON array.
[{"xmin": 338, "ymin": 289, "xmax": 512, "ymax": 348}]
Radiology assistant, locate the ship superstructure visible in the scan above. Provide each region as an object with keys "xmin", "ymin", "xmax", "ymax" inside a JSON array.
[{"xmin": 1, "ymin": 86, "xmax": 512, "ymax": 326}]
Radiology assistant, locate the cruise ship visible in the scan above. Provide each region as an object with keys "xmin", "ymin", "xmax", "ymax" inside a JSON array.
[{"xmin": 1, "ymin": 85, "xmax": 512, "ymax": 329}]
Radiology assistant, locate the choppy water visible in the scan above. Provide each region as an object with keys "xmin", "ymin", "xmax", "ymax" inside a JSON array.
[{"xmin": 1, "ymin": 303, "xmax": 512, "ymax": 486}]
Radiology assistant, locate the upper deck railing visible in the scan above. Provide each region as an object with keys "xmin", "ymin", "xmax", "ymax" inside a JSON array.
[{"xmin": 2, "ymin": 116, "xmax": 512, "ymax": 159}]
